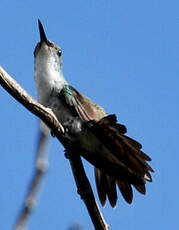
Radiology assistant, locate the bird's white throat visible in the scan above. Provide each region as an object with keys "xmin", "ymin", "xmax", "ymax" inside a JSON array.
[{"xmin": 34, "ymin": 49, "xmax": 67, "ymax": 105}]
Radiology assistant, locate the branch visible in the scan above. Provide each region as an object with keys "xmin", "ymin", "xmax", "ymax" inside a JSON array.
[
  {"xmin": 67, "ymin": 152, "xmax": 109, "ymax": 230},
  {"xmin": 0, "ymin": 66, "xmax": 64, "ymax": 135},
  {"xmin": 15, "ymin": 126, "xmax": 49, "ymax": 230},
  {"xmin": 0, "ymin": 66, "xmax": 109, "ymax": 230}
]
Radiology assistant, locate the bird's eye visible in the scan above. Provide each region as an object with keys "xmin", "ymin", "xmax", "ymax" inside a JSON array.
[{"xmin": 58, "ymin": 50, "xmax": 62, "ymax": 56}]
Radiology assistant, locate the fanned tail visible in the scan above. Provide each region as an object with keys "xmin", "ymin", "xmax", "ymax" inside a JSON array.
[{"xmin": 88, "ymin": 114, "xmax": 154, "ymax": 207}]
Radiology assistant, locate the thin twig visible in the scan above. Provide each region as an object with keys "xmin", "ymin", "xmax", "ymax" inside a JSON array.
[
  {"xmin": 15, "ymin": 126, "xmax": 49, "ymax": 230},
  {"xmin": 0, "ymin": 66, "xmax": 109, "ymax": 230}
]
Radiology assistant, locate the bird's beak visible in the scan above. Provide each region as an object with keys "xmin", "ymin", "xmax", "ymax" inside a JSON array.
[{"xmin": 38, "ymin": 19, "xmax": 48, "ymax": 45}]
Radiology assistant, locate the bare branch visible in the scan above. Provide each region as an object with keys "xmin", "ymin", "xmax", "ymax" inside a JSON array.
[
  {"xmin": 0, "ymin": 66, "xmax": 64, "ymax": 135},
  {"xmin": 67, "ymin": 152, "xmax": 109, "ymax": 230},
  {"xmin": 15, "ymin": 127, "xmax": 49, "ymax": 230},
  {"xmin": 0, "ymin": 66, "xmax": 109, "ymax": 230}
]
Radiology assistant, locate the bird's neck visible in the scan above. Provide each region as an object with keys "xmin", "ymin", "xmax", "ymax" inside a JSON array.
[{"xmin": 35, "ymin": 53, "xmax": 67, "ymax": 104}]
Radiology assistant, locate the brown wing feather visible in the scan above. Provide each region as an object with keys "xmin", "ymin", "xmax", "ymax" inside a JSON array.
[{"xmin": 64, "ymin": 85, "xmax": 106, "ymax": 121}]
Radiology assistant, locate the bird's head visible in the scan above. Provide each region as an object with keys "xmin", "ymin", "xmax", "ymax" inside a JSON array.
[{"xmin": 34, "ymin": 20, "xmax": 63, "ymax": 68}]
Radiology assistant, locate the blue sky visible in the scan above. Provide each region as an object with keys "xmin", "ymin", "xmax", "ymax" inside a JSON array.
[{"xmin": 0, "ymin": 1, "xmax": 179, "ymax": 229}]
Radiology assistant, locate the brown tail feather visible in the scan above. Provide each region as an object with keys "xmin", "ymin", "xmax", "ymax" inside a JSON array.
[
  {"xmin": 95, "ymin": 169, "xmax": 147, "ymax": 206},
  {"xmin": 134, "ymin": 184, "xmax": 146, "ymax": 195},
  {"xmin": 95, "ymin": 168, "xmax": 118, "ymax": 208},
  {"xmin": 96, "ymin": 115, "xmax": 154, "ymax": 177},
  {"xmin": 95, "ymin": 168, "xmax": 107, "ymax": 207},
  {"xmin": 121, "ymin": 135, "xmax": 142, "ymax": 150},
  {"xmin": 105, "ymin": 175, "xmax": 118, "ymax": 208},
  {"xmin": 117, "ymin": 181, "xmax": 133, "ymax": 204}
]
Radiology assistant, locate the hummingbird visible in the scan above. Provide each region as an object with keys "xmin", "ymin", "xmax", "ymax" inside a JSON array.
[{"xmin": 34, "ymin": 20, "xmax": 154, "ymax": 208}]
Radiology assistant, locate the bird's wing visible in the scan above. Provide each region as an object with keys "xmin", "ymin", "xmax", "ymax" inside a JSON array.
[
  {"xmin": 58, "ymin": 85, "xmax": 106, "ymax": 121},
  {"xmin": 59, "ymin": 85, "xmax": 153, "ymax": 207}
]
